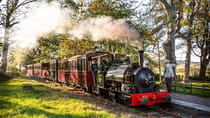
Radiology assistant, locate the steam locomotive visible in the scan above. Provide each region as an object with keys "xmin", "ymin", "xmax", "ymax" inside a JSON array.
[{"xmin": 26, "ymin": 50, "xmax": 171, "ymax": 106}]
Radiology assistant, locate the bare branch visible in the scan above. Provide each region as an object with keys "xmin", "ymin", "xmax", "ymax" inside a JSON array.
[
  {"xmin": 191, "ymin": 47, "xmax": 201, "ymax": 57},
  {"xmin": 156, "ymin": 0, "xmax": 171, "ymax": 16},
  {"xmin": 175, "ymin": 31, "xmax": 189, "ymax": 39},
  {"xmin": 16, "ymin": 0, "xmax": 38, "ymax": 9},
  {"xmin": 149, "ymin": 23, "xmax": 166, "ymax": 35},
  {"xmin": 9, "ymin": 21, "xmax": 19, "ymax": 27},
  {"xmin": 175, "ymin": 0, "xmax": 183, "ymax": 33}
]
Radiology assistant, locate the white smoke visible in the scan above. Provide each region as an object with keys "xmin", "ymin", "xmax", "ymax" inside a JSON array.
[
  {"xmin": 11, "ymin": 2, "xmax": 142, "ymax": 49},
  {"xmin": 70, "ymin": 16, "xmax": 142, "ymax": 49},
  {"xmin": 12, "ymin": 1, "xmax": 71, "ymax": 48}
]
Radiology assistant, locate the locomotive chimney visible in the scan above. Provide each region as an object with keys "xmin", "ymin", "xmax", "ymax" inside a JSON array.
[{"xmin": 138, "ymin": 50, "xmax": 144, "ymax": 68}]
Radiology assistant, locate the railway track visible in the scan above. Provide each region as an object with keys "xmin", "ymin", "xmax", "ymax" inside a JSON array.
[
  {"xmin": 91, "ymin": 90, "xmax": 210, "ymax": 118},
  {"xmin": 37, "ymin": 78, "xmax": 210, "ymax": 118},
  {"xmin": 89, "ymin": 91, "xmax": 184, "ymax": 117},
  {"xmin": 153, "ymin": 102, "xmax": 210, "ymax": 118}
]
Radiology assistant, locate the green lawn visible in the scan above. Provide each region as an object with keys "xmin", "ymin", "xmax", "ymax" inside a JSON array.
[
  {"xmin": 171, "ymin": 86, "xmax": 210, "ymax": 97},
  {"xmin": 0, "ymin": 78, "xmax": 118, "ymax": 118},
  {"xmin": 157, "ymin": 81, "xmax": 210, "ymax": 97}
]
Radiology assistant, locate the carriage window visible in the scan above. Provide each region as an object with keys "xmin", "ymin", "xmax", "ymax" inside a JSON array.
[
  {"xmin": 58, "ymin": 62, "xmax": 62, "ymax": 70},
  {"xmin": 72, "ymin": 60, "xmax": 76, "ymax": 71},
  {"xmin": 42, "ymin": 63, "xmax": 49, "ymax": 70},
  {"xmin": 64, "ymin": 61, "xmax": 69, "ymax": 70},
  {"xmin": 50, "ymin": 63, "xmax": 54, "ymax": 70},
  {"xmin": 74, "ymin": 61, "xmax": 77, "ymax": 71},
  {"xmin": 69, "ymin": 61, "xmax": 72, "ymax": 71},
  {"xmin": 72, "ymin": 61, "xmax": 74, "ymax": 71},
  {"xmin": 62, "ymin": 62, "xmax": 64, "ymax": 70},
  {"xmin": 82, "ymin": 59, "xmax": 86, "ymax": 71},
  {"xmin": 78, "ymin": 59, "xmax": 82, "ymax": 71}
]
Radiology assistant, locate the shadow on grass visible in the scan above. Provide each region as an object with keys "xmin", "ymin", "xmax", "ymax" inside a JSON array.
[
  {"xmin": 0, "ymin": 78, "xmax": 115, "ymax": 118},
  {"xmin": 0, "ymin": 72, "xmax": 13, "ymax": 81}
]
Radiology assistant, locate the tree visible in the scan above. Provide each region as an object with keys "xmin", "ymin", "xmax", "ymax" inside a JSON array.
[
  {"xmin": 191, "ymin": 0, "xmax": 210, "ymax": 79},
  {"xmin": 175, "ymin": 0, "xmax": 195, "ymax": 81},
  {"xmin": 22, "ymin": 48, "xmax": 38, "ymax": 65},
  {"xmin": 35, "ymin": 33, "xmax": 67, "ymax": 62},
  {"xmin": 0, "ymin": 0, "xmax": 37, "ymax": 72},
  {"xmin": 176, "ymin": 0, "xmax": 209, "ymax": 79},
  {"xmin": 156, "ymin": 0, "xmax": 178, "ymax": 64},
  {"xmin": 8, "ymin": 47, "xmax": 28, "ymax": 70}
]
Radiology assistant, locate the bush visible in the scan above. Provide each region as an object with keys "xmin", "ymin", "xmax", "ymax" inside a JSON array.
[
  {"xmin": 0, "ymin": 72, "xmax": 13, "ymax": 81},
  {"xmin": 7, "ymin": 66, "xmax": 23, "ymax": 77}
]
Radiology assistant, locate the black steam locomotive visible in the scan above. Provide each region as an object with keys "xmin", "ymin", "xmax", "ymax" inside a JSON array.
[{"xmin": 26, "ymin": 50, "xmax": 171, "ymax": 106}]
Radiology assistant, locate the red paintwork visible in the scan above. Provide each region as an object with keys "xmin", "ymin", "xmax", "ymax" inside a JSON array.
[
  {"xmin": 34, "ymin": 69, "xmax": 42, "ymax": 77},
  {"xmin": 58, "ymin": 70, "xmax": 66, "ymax": 82},
  {"xmin": 69, "ymin": 72, "xmax": 79, "ymax": 84},
  {"xmin": 41, "ymin": 70, "xmax": 50, "ymax": 79},
  {"xmin": 27, "ymin": 70, "xmax": 33, "ymax": 76},
  {"xmin": 57, "ymin": 71, "xmax": 92, "ymax": 89},
  {"xmin": 86, "ymin": 71, "xmax": 93, "ymax": 87},
  {"xmin": 131, "ymin": 90, "xmax": 169, "ymax": 106}
]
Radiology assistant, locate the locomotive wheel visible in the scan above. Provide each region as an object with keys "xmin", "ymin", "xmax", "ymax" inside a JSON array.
[
  {"xmin": 110, "ymin": 92, "xmax": 119, "ymax": 103},
  {"xmin": 88, "ymin": 85, "xmax": 94, "ymax": 93},
  {"xmin": 99, "ymin": 88, "xmax": 109, "ymax": 98},
  {"xmin": 165, "ymin": 95, "xmax": 172, "ymax": 102}
]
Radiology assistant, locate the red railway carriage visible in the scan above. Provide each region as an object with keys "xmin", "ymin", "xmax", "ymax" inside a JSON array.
[
  {"xmin": 33, "ymin": 63, "xmax": 42, "ymax": 78},
  {"xmin": 41, "ymin": 62, "xmax": 50, "ymax": 79},
  {"xmin": 26, "ymin": 62, "xmax": 50, "ymax": 79},
  {"xmin": 57, "ymin": 55, "xmax": 81, "ymax": 84},
  {"xmin": 49, "ymin": 60, "xmax": 58, "ymax": 82},
  {"xmin": 56, "ymin": 52, "xmax": 113, "ymax": 91},
  {"xmin": 81, "ymin": 51, "xmax": 113, "ymax": 91},
  {"xmin": 26, "ymin": 64, "xmax": 34, "ymax": 76}
]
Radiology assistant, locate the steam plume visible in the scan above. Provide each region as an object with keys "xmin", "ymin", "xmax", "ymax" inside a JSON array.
[
  {"xmin": 70, "ymin": 16, "xmax": 142, "ymax": 50},
  {"xmin": 12, "ymin": 1, "xmax": 71, "ymax": 48}
]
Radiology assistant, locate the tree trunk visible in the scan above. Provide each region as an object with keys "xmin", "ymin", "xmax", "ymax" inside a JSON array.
[
  {"xmin": 199, "ymin": 40, "xmax": 209, "ymax": 79},
  {"xmin": 199, "ymin": 20, "xmax": 210, "ymax": 79},
  {"xmin": 1, "ymin": 28, "xmax": 10, "ymax": 73},
  {"xmin": 199, "ymin": 57, "xmax": 207, "ymax": 79},
  {"xmin": 184, "ymin": 38, "xmax": 191, "ymax": 82},
  {"xmin": 162, "ymin": 1, "xmax": 176, "ymax": 64}
]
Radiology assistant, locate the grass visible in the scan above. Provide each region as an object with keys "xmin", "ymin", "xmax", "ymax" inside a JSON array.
[
  {"xmin": 157, "ymin": 81, "xmax": 210, "ymax": 97},
  {"xmin": 0, "ymin": 78, "xmax": 118, "ymax": 118},
  {"xmin": 171, "ymin": 86, "xmax": 210, "ymax": 97}
]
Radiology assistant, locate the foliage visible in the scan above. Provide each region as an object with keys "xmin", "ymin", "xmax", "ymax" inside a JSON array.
[
  {"xmin": 22, "ymin": 48, "xmax": 38, "ymax": 65},
  {"xmin": 96, "ymin": 40, "xmax": 139, "ymax": 62},
  {"xmin": 37, "ymin": 33, "xmax": 68, "ymax": 60},
  {"xmin": 58, "ymin": 38, "xmax": 95, "ymax": 58},
  {"xmin": 87, "ymin": 0, "xmax": 135, "ymax": 19},
  {"xmin": 8, "ymin": 47, "xmax": 28, "ymax": 67}
]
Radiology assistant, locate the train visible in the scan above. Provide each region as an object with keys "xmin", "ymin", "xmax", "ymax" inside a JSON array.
[{"xmin": 26, "ymin": 50, "xmax": 171, "ymax": 106}]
